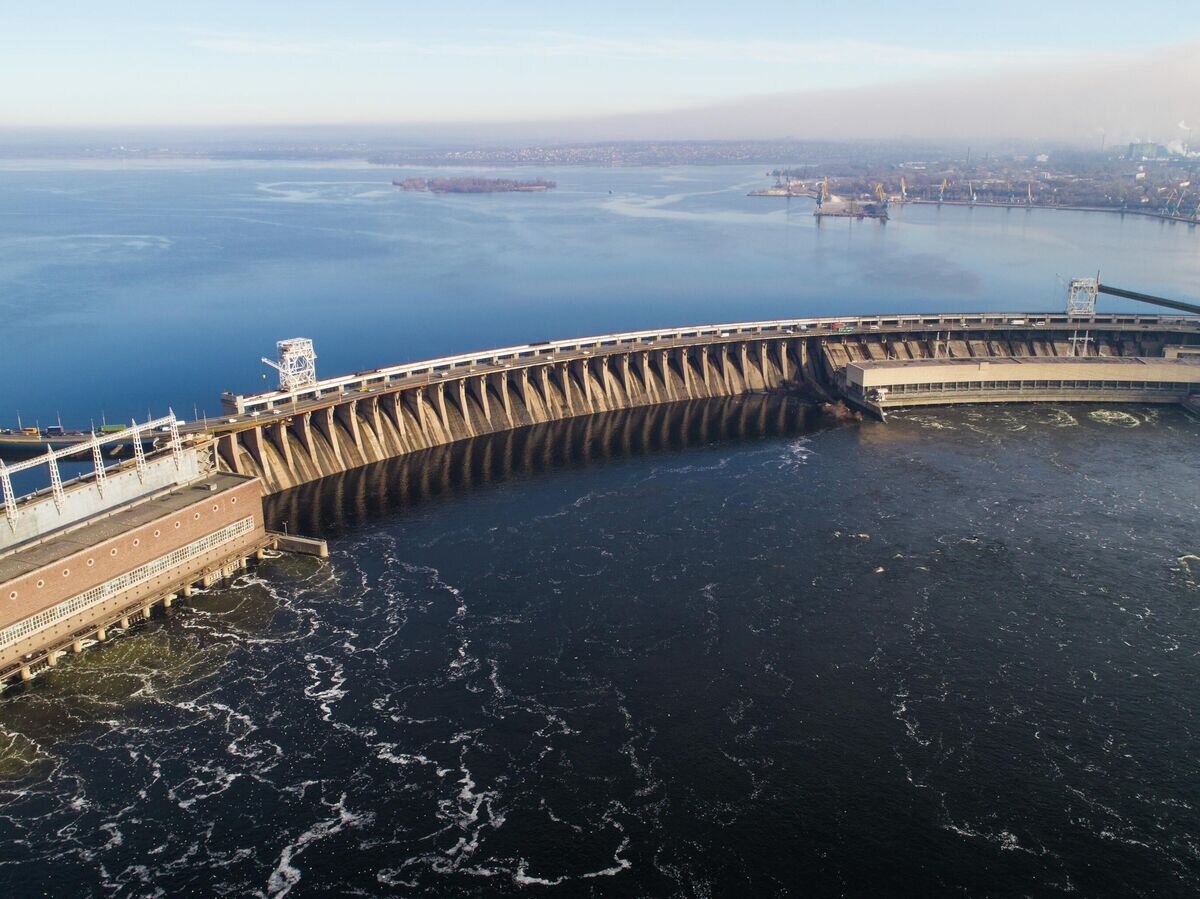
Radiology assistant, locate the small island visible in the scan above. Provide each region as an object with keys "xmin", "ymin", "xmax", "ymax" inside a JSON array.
[{"xmin": 392, "ymin": 176, "xmax": 556, "ymax": 194}]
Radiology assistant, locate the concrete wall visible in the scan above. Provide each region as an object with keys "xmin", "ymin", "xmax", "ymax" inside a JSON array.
[
  {"xmin": 1, "ymin": 448, "xmax": 203, "ymax": 554},
  {"xmin": 217, "ymin": 338, "xmax": 812, "ymax": 494},
  {"xmin": 1164, "ymin": 346, "xmax": 1200, "ymax": 360},
  {"xmin": 870, "ymin": 389, "xmax": 1191, "ymax": 410},
  {"xmin": 847, "ymin": 358, "xmax": 1200, "ymax": 389}
]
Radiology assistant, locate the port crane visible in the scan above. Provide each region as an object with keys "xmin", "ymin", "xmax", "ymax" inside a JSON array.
[
  {"xmin": 899, "ymin": 177, "xmax": 907, "ymax": 202},
  {"xmin": 967, "ymin": 181, "xmax": 977, "ymax": 205},
  {"xmin": 1027, "ymin": 182, "xmax": 1034, "ymax": 206},
  {"xmin": 938, "ymin": 178, "xmax": 948, "ymax": 204},
  {"xmin": 874, "ymin": 183, "xmax": 888, "ymax": 207},
  {"xmin": 816, "ymin": 177, "xmax": 829, "ymax": 209}
]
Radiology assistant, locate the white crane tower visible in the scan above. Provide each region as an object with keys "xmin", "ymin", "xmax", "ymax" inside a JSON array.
[
  {"xmin": 262, "ymin": 338, "xmax": 318, "ymax": 393},
  {"xmin": 1066, "ymin": 277, "xmax": 1098, "ymax": 315}
]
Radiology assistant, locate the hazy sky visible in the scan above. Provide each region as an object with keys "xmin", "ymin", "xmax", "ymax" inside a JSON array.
[{"xmin": 4, "ymin": 0, "xmax": 1198, "ymax": 139}]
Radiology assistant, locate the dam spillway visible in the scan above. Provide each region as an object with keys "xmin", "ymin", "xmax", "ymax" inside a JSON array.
[{"xmin": 195, "ymin": 311, "xmax": 1200, "ymax": 495}]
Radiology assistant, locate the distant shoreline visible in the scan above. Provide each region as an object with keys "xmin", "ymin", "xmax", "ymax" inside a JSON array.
[{"xmin": 748, "ymin": 190, "xmax": 1200, "ymax": 225}]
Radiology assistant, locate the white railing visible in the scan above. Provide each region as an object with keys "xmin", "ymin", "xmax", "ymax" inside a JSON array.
[
  {"xmin": 226, "ymin": 312, "xmax": 1200, "ymax": 415},
  {"xmin": 0, "ymin": 413, "xmax": 181, "ymax": 529}
]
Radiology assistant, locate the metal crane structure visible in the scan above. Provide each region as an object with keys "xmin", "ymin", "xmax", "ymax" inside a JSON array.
[
  {"xmin": 1068, "ymin": 274, "xmax": 1200, "ymax": 316},
  {"xmin": 261, "ymin": 338, "xmax": 318, "ymax": 393},
  {"xmin": 1066, "ymin": 277, "xmax": 1099, "ymax": 315}
]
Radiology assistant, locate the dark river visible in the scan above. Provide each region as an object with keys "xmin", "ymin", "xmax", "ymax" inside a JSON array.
[
  {"xmin": 0, "ymin": 163, "xmax": 1198, "ymax": 896},
  {"xmin": 2, "ymin": 398, "xmax": 1198, "ymax": 897}
]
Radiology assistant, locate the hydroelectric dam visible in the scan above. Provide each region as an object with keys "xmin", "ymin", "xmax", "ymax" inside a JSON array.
[
  {"xmin": 203, "ymin": 310, "xmax": 1200, "ymax": 494},
  {"xmin": 2, "ymin": 306, "xmax": 1198, "ymax": 688}
]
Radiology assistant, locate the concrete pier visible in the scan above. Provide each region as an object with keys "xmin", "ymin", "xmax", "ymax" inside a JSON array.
[{"xmin": 271, "ymin": 533, "xmax": 329, "ymax": 558}]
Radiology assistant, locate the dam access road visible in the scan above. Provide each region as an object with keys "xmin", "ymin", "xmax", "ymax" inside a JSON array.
[{"xmin": 2, "ymin": 308, "xmax": 1198, "ymax": 689}]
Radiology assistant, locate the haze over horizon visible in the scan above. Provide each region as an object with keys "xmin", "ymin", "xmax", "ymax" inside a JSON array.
[{"xmin": 5, "ymin": 1, "xmax": 1199, "ymax": 146}]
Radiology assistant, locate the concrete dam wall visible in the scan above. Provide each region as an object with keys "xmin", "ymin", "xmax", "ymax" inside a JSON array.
[
  {"xmin": 262, "ymin": 394, "xmax": 819, "ymax": 537},
  {"xmin": 207, "ymin": 316, "xmax": 1200, "ymax": 495},
  {"xmin": 219, "ymin": 338, "xmax": 820, "ymax": 493}
]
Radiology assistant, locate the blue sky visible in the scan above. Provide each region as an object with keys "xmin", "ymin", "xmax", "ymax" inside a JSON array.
[{"xmin": 4, "ymin": 1, "xmax": 1197, "ymax": 127}]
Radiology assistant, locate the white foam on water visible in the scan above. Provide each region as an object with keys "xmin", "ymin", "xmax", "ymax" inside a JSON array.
[
  {"xmin": 302, "ymin": 654, "xmax": 348, "ymax": 722},
  {"xmin": 265, "ymin": 794, "xmax": 371, "ymax": 898},
  {"xmin": 487, "ymin": 659, "xmax": 507, "ymax": 698},
  {"xmin": 377, "ymin": 745, "xmax": 437, "ymax": 767},
  {"xmin": 540, "ymin": 798, "xmax": 585, "ymax": 833},
  {"xmin": 775, "ymin": 436, "xmax": 815, "ymax": 469},
  {"xmin": 894, "ymin": 412, "xmax": 957, "ymax": 430},
  {"xmin": 1045, "ymin": 407, "xmax": 1079, "ymax": 428},
  {"xmin": 580, "ymin": 847, "xmax": 634, "ymax": 878},
  {"xmin": 513, "ymin": 863, "xmax": 567, "ymax": 886},
  {"xmin": 1088, "ymin": 410, "xmax": 1140, "ymax": 428}
]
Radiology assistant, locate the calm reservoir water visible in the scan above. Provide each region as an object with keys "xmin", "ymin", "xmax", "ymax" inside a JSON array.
[
  {"xmin": 0, "ymin": 164, "xmax": 1198, "ymax": 896},
  {"xmin": 2, "ymin": 161, "xmax": 1198, "ymax": 425}
]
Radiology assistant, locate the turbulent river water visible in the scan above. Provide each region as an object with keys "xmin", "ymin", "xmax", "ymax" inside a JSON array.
[
  {"xmin": 2, "ymin": 398, "xmax": 1198, "ymax": 897},
  {"xmin": 1, "ymin": 163, "xmax": 1199, "ymax": 896}
]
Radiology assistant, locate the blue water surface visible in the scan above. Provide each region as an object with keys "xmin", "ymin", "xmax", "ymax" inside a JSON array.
[{"xmin": 2, "ymin": 161, "xmax": 1197, "ymax": 427}]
